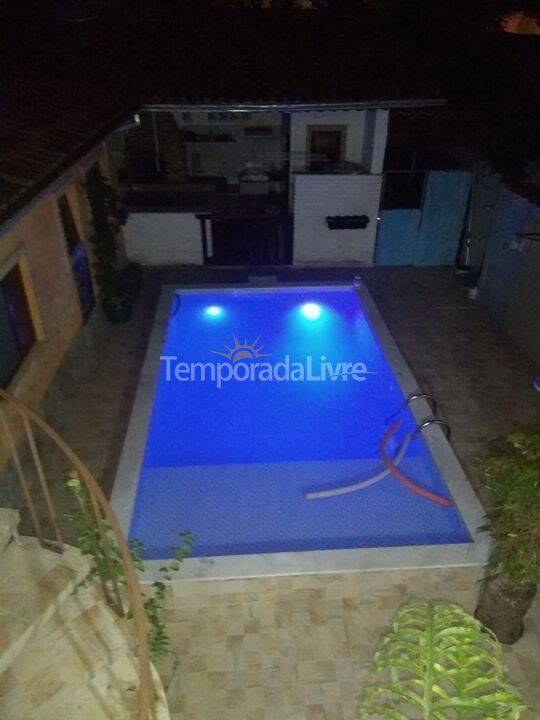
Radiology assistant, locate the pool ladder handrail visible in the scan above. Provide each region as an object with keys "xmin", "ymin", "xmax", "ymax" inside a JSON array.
[
  {"xmin": 385, "ymin": 393, "xmax": 437, "ymax": 424},
  {"xmin": 414, "ymin": 416, "xmax": 451, "ymax": 440}
]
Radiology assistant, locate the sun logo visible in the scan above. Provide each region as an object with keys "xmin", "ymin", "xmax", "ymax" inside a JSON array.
[{"xmin": 212, "ymin": 335, "xmax": 271, "ymax": 363}]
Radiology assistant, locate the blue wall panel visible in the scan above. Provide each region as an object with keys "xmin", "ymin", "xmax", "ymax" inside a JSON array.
[
  {"xmin": 374, "ymin": 209, "xmax": 420, "ymax": 265},
  {"xmin": 414, "ymin": 171, "xmax": 472, "ymax": 266},
  {"xmin": 375, "ymin": 171, "xmax": 471, "ymax": 266}
]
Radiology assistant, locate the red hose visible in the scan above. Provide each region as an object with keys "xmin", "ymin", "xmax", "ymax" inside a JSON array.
[{"xmin": 380, "ymin": 420, "xmax": 451, "ymax": 506}]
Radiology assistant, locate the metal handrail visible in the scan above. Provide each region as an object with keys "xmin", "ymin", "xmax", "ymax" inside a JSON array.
[
  {"xmin": 385, "ymin": 392, "xmax": 437, "ymax": 424},
  {"xmin": 0, "ymin": 389, "xmax": 153, "ymax": 720},
  {"xmin": 414, "ymin": 416, "xmax": 451, "ymax": 440}
]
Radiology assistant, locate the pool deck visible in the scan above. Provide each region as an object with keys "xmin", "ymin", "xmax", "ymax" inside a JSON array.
[{"xmin": 41, "ymin": 266, "xmax": 540, "ymax": 719}]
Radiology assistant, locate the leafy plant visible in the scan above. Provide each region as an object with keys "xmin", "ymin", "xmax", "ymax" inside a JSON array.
[
  {"xmin": 358, "ymin": 598, "xmax": 528, "ymax": 720},
  {"xmin": 473, "ymin": 427, "xmax": 540, "ymax": 643},
  {"xmin": 65, "ymin": 472, "xmax": 192, "ymax": 662},
  {"xmin": 85, "ymin": 165, "xmax": 141, "ymax": 321},
  {"xmin": 129, "ymin": 537, "xmax": 192, "ymax": 662},
  {"xmin": 475, "ymin": 428, "xmax": 540, "ymax": 584}
]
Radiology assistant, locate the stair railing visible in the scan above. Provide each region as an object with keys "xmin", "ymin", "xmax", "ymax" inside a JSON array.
[{"xmin": 0, "ymin": 388, "xmax": 153, "ymax": 720}]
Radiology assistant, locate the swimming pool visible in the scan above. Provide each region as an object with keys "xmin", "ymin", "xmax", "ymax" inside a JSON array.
[{"xmin": 112, "ymin": 282, "xmax": 488, "ymax": 579}]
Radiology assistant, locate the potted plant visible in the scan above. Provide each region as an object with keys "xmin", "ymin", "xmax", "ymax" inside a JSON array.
[
  {"xmin": 100, "ymin": 262, "xmax": 143, "ymax": 324},
  {"xmin": 86, "ymin": 166, "xmax": 141, "ymax": 324},
  {"xmin": 474, "ymin": 427, "xmax": 540, "ymax": 644},
  {"xmin": 358, "ymin": 598, "xmax": 529, "ymax": 719}
]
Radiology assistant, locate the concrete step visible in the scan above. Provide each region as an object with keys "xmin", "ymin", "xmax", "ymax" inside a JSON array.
[
  {"xmin": 0, "ymin": 534, "xmax": 169, "ymax": 719},
  {"xmin": 0, "ymin": 535, "xmax": 90, "ymax": 676},
  {"xmin": 1, "ymin": 571, "xmax": 169, "ymax": 719},
  {"xmin": 0, "ymin": 508, "xmax": 20, "ymax": 555}
]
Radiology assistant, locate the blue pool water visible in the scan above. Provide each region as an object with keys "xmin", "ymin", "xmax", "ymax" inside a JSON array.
[{"xmin": 129, "ymin": 287, "xmax": 471, "ymax": 558}]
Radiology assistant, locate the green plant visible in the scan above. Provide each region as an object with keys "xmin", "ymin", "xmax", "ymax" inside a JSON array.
[
  {"xmin": 476, "ymin": 428, "xmax": 540, "ymax": 584},
  {"xmin": 65, "ymin": 472, "xmax": 192, "ymax": 662},
  {"xmin": 473, "ymin": 427, "xmax": 540, "ymax": 643},
  {"xmin": 358, "ymin": 598, "xmax": 528, "ymax": 720},
  {"xmin": 85, "ymin": 165, "xmax": 141, "ymax": 322},
  {"xmin": 129, "ymin": 537, "xmax": 193, "ymax": 662}
]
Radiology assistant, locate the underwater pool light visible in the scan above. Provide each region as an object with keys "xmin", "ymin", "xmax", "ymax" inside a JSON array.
[
  {"xmin": 204, "ymin": 305, "xmax": 224, "ymax": 318},
  {"xmin": 300, "ymin": 302, "xmax": 323, "ymax": 320}
]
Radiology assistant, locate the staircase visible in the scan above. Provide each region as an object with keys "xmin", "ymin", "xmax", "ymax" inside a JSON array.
[{"xmin": 0, "ymin": 510, "xmax": 169, "ymax": 720}]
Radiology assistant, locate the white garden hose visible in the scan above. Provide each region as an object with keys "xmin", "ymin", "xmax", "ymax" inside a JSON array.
[{"xmin": 304, "ymin": 431, "xmax": 413, "ymax": 500}]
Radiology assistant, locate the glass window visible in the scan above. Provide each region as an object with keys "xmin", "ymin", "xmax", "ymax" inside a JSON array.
[
  {"xmin": 0, "ymin": 264, "xmax": 36, "ymax": 387},
  {"xmin": 58, "ymin": 194, "xmax": 82, "ymax": 256},
  {"xmin": 59, "ymin": 190, "xmax": 95, "ymax": 321}
]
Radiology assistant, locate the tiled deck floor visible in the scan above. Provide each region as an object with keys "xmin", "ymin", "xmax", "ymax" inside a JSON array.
[
  {"xmin": 40, "ymin": 266, "xmax": 540, "ymax": 719},
  {"xmin": 160, "ymin": 568, "xmax": 540, "ymax": 720}
]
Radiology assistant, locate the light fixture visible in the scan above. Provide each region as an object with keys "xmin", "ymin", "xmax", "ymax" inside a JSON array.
[
  {"xmin": 300, "ymin": 302, "xmax": 323, "ymax": 320},
  {"xmin": 204, "ymin": 305, "xmax": 224, "ymax": 318}
]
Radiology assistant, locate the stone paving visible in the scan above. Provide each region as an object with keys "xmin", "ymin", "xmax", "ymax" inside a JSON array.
[
  {"xmin": 36, "ymin": 266, "xmax": 540, "ymax": 719},
  {"xmin": 158, "ymin": 568, "xmax": 540, "ymax": 720}
]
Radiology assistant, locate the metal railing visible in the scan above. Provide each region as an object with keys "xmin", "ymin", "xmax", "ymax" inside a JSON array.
[{"xmin": 0, "ymin": 388, "xmax": 153, "ymax": 720}]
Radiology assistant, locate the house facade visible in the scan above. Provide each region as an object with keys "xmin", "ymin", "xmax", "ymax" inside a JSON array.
[
  {"xmin": 0, "ymin": 146, "xmax": 113, "ymax": 411},
  {"xmin": 115, "ymin": 106, "xmax": 392, "ymax": 267}
]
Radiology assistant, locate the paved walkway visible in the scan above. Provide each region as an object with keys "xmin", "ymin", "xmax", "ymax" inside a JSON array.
[{"xmin": 159, "ymin": 567, "xmax": 540, "ymax": 720}]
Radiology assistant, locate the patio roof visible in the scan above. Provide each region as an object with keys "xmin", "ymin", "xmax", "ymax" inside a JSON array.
[
  {"xmin": 0, "ymin": 7, "xmax": 442, "ymax": 229},
  {"xmin": 0, "ymin": 80, "xmax": 136, "ymax": 229}
]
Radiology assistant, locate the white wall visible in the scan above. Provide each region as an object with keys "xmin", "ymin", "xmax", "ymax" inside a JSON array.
[
  {"xmin": 369, "ymin": 109, "xmax": 389, "ymax": 174},
  {"xmin": 293, "ymin": 174, "xmax": 383, "ymax": 265},
  {"xmin": 125, "ymin": 212, "xmax": 203, "ymax": 265}
]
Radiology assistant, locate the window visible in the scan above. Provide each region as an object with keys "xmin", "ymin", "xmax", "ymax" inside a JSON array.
[
  {"xmin": 58, "ymin": 193, "xmax": 95, "ymax": 321},
  {"xmin": 307, "ymin": 125, "xmax": 347, "ymax": 172},
  {"xmin": 0, "ymin": 264, "xmax": 36, "ymax": 387},
  {"xmin": 58, "ymin": 194, "xmax": 82, "ymax": 256}
]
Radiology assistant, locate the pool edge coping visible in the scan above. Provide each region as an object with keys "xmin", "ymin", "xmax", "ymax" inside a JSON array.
[{"xmin": 110, "ymin": 279, "xmax": 490, "ymax": 583}]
